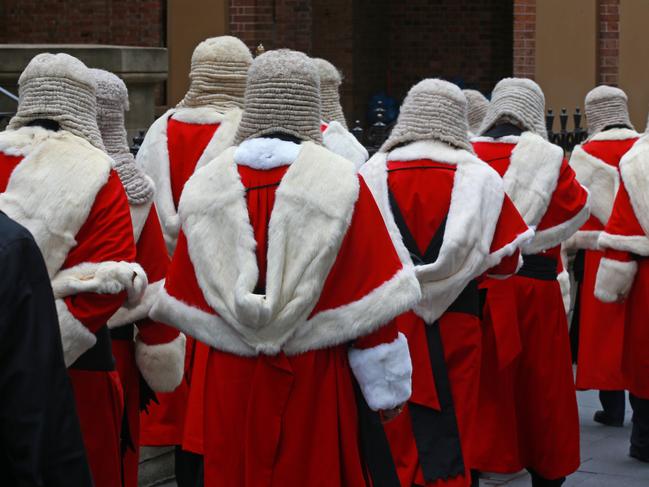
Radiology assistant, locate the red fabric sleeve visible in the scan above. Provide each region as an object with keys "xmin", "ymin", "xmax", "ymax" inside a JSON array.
[
  {"xmin": 310, "ymin": 177, "xmax": 404, "ymax": 314},
  {"xmin": 601, "ymin": 181, "xmax": 646, "ymax": 264},
  {"xmin": 61, "ymin": 171, "xmax": 136, "ymax": 333},
  {"xmin": 536, "ymin": 160, "xmax": 589, "ymax": 232},
  {"xmin": 311, "ymin": 177, "xmax": 405, "ymax": 348},
  {"xmin": 136, "ymin": 205, "xmax": 180, "ymax": 345},
  {"xmin": 487, "ymin": 195, "xmax": 528, "ymax": 276},
  {"xmin": 165, "ymin": 232, "xmax": 213, "ymax": 314}
]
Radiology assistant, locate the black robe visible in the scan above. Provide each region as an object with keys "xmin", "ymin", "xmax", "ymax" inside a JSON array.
[{"xmin": 0, "ymin": 212, "xmax": 93, "ymax": 487}]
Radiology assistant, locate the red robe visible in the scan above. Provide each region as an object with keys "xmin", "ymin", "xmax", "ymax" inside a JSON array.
[
  {"xmin": 472, "ymin": 133, "xmax": 588, "ymax": 479},
  {"xmin": 361, "ymin": 141, "xmax": 530, "ymax": 487},
  {"xmin": 595, "ymin": 134, "xmax": 649, "ymax": 399},
  {"xmin": 567, "ymin": 129, "xmax": 638, "ymax": 390},
  {"xmin": 138, "ymin": 107, "xmax": 238, "ymax": 451},
  {"xmin": 110, "ymin": 203, "xmax": 183, "ymax": 487},
  {"xmin": 151, "ymin": 139, "xmax": 420, "ymax": 486},
  {"xmin": 0, "ymin": 127, "xmax": 138, "ymax": 487}
]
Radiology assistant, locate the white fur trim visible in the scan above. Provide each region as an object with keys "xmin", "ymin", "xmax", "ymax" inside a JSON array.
[
  {"xmin": 523, "ymin": 196, "xmax": 590, "ymax": 254},
  {"xmin": 108, "ymin": 279, "xmax": 163, "ymax": 328},
  {"xmin": 569, "ymin": 144, "xmax": 619, "ymax": 225},
  {"xmin": 361, "ymin": 140, "xmax": 505, "ymax": 323},
  {"xmin": 589, "ymin": 127, "xmax": 638, "ymax": 142},
  {"xmin": 0, "ymin": 127, "xmax": 112, "ymax": 276},
  {"xmin": 172, "ymin": 141, "xmax": 420, "ymax": 354},
  {"xmin": 564, "ymin": 230, "xmax": 602, "ymax": 251},
  {"xmin": 558, "ymin": 270, "xmax": 571, "ymax": 314},
  {"xmin": 348, "ymin": 333, "xmax": 412, "ymax": 411},
  {"xmin": 51, "ymin": 261, "xmax": 148, "ymax": 306},
  {"xmin": 504, "ymin": 132, "xmax": 564, "ymax": 229},
  {"xmin": 598, "ymin": 231, "xmax": 649, "ymax": 256},
  {"xmin": 486, "ymin": 227, "xmax": 535, "ymax": 278},
  {"xmin": 151, "ymin": 270, "xmax": 420, "ymax": 356},
  {"xmin": 129, "ymin": 199, "xmax": 153, "ymax": 243},
  {"xmin": 322, "ymin": 121, "xmax": 369, "ymax": 170},
  {"xmin": 234, "ymin": 137, "xmax": 301, "ymax": 169},
  {"xmin": 137, "ymin": 107, "xmax": 241, "ymax": 254},
  {"xmin": 56, "ymin": 299, "xmax": 97, "ymax": 367},
  {"xmin": 470, "ymin": 135, "xmax": 522, "ymax": 144},
  {"xmin": 619, "ymin": 135, "xmax": 649, "ymax": 242},
  {"xmin": 595, "ymin": 257, "xmax": 637, "ymax": 303},
  {"xmin": 135, "ymin": 333, "xmax": 186, "ymax": 392}
]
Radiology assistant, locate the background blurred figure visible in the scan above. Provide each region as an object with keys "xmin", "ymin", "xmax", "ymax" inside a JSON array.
[
  {"xmin": 313, "ymin": 57, "xmax": 368, "ymax": 169},
  {"xmin": 0, "ymin": 212, "xmax": 92, "ymax": 487},
  {"xmin": 567, "ymin": 85, "xmax": 638, "ymax": 428}
]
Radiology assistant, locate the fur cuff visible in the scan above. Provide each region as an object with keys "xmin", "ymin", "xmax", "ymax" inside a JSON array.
[
  {"xmin": 523, "ymin": 199, "xmax": 591, "ymax": 254},
  {"xmin": 51, "ymin": 261, "xmax": 148, "ymax": 305},
  {"xmin": 349, "ymin": 333, "xmax": 412, "ymax": 411},
  {"xmin": 108, "ymin": 280, "xmax": 163, "ymax": 329},
  {"xmin": 135, "ymin": 333, "xmax": 186, "ymax": 392},
  {"xmin": 598, "ymin": 232, "xmax": 649, "ymax": 256},
  {"xmin": 322, "ymin": 121, "xmax": 369, "ymax": 170},
  {"xmin": 56, "ymin": 299, "xmax": 97, "ymax": 367},
  {"xmin": 595, "ymin": 257, "xmax": 637, "ymax": 303},
  {"xmin": 563, "ymin": 230, "xmax": 601, "ymax": 251}
]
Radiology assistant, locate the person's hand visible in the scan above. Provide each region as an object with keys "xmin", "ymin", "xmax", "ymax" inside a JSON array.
[{"xmin": 380, "ymin": 403, "xmax": 405, "ymax": 423}]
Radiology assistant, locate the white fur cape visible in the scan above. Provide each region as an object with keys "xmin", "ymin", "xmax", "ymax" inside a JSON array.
[
  {"xmin": 136, "ymin": 106, "xmax": 242, "ymax": 254},
  {"xmin": 0, "ymin": 126, "xmax": 146, "ymax": 365},
  {"xmin": 476, "ymin": 132, "xmax": 589, "ymax": 254},
  {"xmin": 151, "ymin": 139, "xmax": 420, "ymax": 356},
  {"xmin": 565, "ymin": 128, "xmax": 638, "ymax": 251},
  {"xmin": 322, "ymin": 121, "xmax": 369, "ymax": 170},
  {"xmin": 360, "ymin": 140, "xmax": 532, "ymax": 324}
]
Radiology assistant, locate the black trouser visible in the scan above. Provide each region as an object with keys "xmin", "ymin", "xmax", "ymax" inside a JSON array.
[
  {"xmin": 600, "ymin": 390, "xmax": 626, "ymax": 423},
  {"xmin": 630, "ymin": 394, "xmax": 649, "ymax": 456},
  {"xmin": 175, "ymin": 447, "xmax": 204, "ymax": 487}
]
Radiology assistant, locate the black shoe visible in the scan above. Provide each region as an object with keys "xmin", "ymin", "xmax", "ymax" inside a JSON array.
[
  {"xmin": 630, "ymin": 445, "xmax": 649, "ymax": 463},
  {"xmin": 594, "ymin": 410, "xmax": 624, "ymax": 427}
]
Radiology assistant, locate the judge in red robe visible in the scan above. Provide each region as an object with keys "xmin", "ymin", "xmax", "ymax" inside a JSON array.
[
  {"xmin": 472, "ymin": 78, "xmax": 589, "ymax": 486},
  {"xmin": 137, "ymin": 36, "xmax": 252, "ymax": 478},
  {"xmin": 92, "ymin": 68, "xmax": 187, "ymax": 487},
  {"xmin": 566, "ymin": 86, "xmax": 638, "ymax": 427},
  {"xmin": 595, "ymin": 131, "xmax": 649, "ymax": 463},
  {"xmin": 362, "ymin": 79, "xmax": 532, "ymax": 487},
  {"xmin": 151, "ymin": 49, "xmax": 421, "ymax": 487},
  {"xmin": 313, "ymin": 57, "xmax": 369, "ymax": 169},
  {"xmin": 0, "ymin": 53, "xmax": 145, "ymax": 487}
]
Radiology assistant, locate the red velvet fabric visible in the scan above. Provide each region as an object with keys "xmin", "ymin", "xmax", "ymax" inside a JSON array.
[
  {"xmin": 141, "ymin": 119, "xmax": 219, "ymax": 447},
  {"xmin": 472, "ymin": 141, "xmax": 582, "ymax": 479},
  {"xmin": 167, "ymin": 118, "xmax": 220, "ymax": 207},
  {"xmin": 379, "ymin": 159, "xmax": 527, "ymax": 486},
  {"xmin": 164, "ymin": 166, "xmax": 406, "ymax": 486},
  {"xmin": 573, "ymin": 138, "xmax": 636, "ymax": 391}
]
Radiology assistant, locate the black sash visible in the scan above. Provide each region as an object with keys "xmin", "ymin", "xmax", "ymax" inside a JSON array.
[
  {"xmin": 517, "ymin": 254, "xmax": 558, "ymax": 281},
  {"xmin": 355, "ymin": 189, "xmax": 466, "ymax": 486},
  {"xmin": 569, "ymin": 249, "xmax": 585, "ymax": 363},
  {"xmin": 69, "ymin": 325, "xmax": 115, "ymax": 371}
]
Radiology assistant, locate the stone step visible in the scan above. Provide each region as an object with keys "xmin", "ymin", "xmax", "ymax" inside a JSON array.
[{"xmin": 138, "ymin": 446, "xmax": 175, "ymax": 487}]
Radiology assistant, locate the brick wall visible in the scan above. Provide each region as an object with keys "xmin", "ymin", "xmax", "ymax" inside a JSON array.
[
  {"xmin": 229, "ymin": 0, "xmax": 312, "ymax": 53},
  {"xmin": 513, "ymin": 0, "xmax": 536, "ymax": 78},
  {"xmin": 598, "ymin": 0, "xmax": 619, "ymax": 85},
  {"xmin": 388, "ymin": 0, "xmax": 513, "ymax": 100},
  {"xmin": 0, "ymin": 0, "xmax": 164, "ymax": 46}
]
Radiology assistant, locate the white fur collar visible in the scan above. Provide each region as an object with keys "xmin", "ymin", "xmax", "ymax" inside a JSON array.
[
  {"xmin": 136, "ymin": 107, "xmax": 242, "ymax": 254},
  {"xmin": 0, "ymin": 127, "xmax": 112, "ymax": 276},
  {"xmin": 234, "ymin": 138, "xmax": 301, "ymax": 169},
  {"xmin": 589, "ymin": 127, "xmax": 639, "ymax": 142},
  {"xmin": 178, "ymin": 142, "xmax": 370, "ymax": 354},
  {"xmin": 361, "ymin": 140, "xmax": 508, "ymax": 323},
  {"xmin": 322, "ymin": 121, "xmax": 369, "ymax": 170},
  {"xmin": 569, "ymin": 144, "xmax": 620, "ymax": 225},
  {"xmin": 470, "ymin": 134, "xmax": 522, "ymax": 144},
  {"xmin": 619, "ymin": 135, "xmax": 649, "ymax": 241}
]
